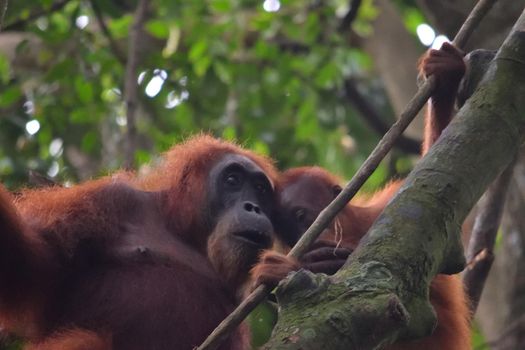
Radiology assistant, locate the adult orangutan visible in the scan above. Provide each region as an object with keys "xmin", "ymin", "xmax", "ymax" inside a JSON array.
[
  {"xmin": 0, "ymin": 135, "xmax": 297, "ymax": 350},
  {"xmin": 253, "ymin": 43, "xmax": 472, "ymax": 349}
]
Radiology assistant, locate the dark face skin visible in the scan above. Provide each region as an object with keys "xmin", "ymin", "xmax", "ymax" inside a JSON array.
[
  {"xmin": 278, "ymin": 175, "xmax": 341, "ymax": 246},
  {"xmin": 206, "ymin": 154, "xmax": 276, "ymax": 287}
]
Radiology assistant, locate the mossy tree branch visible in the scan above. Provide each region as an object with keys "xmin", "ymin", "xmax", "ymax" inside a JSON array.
[{"xmin": 264, "ymin": 13, "xmax": 525, "ymax": 350}]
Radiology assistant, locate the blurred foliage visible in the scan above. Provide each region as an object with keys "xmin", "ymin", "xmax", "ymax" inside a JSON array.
[
  {"xmin": 472, "ymin": 322, "xmax": 490, "ymax": 350},
  {"xmin": 0, "ymin": 0, "xmax": 428, "ymax": 191},
  {"xmin": 0, "ymin": 0, "xmax": 434, "ymax": 348}
]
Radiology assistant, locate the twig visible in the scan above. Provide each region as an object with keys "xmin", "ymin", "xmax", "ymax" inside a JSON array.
[
  {"xmin": 463, "ymin": 159, "xmax": 516, "ymax": 314},
  {"xmin": 123, "ymin": 0, "xmax": 148, "ymax": 170},
  {"xmin": 0, "ymin": 0, "xmax": 7, "ymax": 32},
  {"xmin": 343, "ymin": 79, "xmax": 421, "ymax": 154},
  {"xmin": 196, "ymin": 1, "xmax": 499, "ymax": 349},
  {"xmin": 3, "ymin": 0, "xmax": 69, "ymax": 31},
  {"xmin": 338, "ymin": 0, "xmax": 362, "ymax": 32},
  {"xmin": 90, "ymin": 0, "xmax": 127, "ymax": 65}
]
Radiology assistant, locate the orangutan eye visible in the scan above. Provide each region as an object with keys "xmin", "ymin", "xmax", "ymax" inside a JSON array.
[
  {"xmin": 294, "ymin": 208, "xmax": 306, "ymax": 222},
  {"xmin": 255, "ymin": 182, "xmax": 269, "ymax": 194},
  {"xmin": 225, "ymin": 173, "xmax": 242, "ymax": 187}
]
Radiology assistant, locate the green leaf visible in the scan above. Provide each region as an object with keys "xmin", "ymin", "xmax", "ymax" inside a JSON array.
[
  {"xmin": 395, "ymin": 156, "xmax": 414, "ymax": 175},
  {"xmin": 42, "ymin": 0, "xmax": 54, "ymax": 8},
  {"xmin": 81, "ymin": 131, "xmax": 98, "ymax": 154},
  {"xmin": 359, "ymin": 0, "xmax": 379, "ymax": 21},
  {"xmin": 315, "ymin": 62, "xmax": 339, "ymax": 89},
  {"xmin": 108, "ymin": 15, "xmax": 133, "ymax": 39},
  {"xmin": 353, "ymin": 0, "xmax": 378, "ymax": 36},
  {"xmin": 173, "ymin": 103, "xmax": 195, "ymax": 130},
  {"xmin": 295, "ymin": 98, "xmax": 318, "ymax": 141},
  {"xmin": 252, "ymin": 140, "xmax": 270, "ymax": 156},
  {"xmin": 193, "ymin": 56, "xmax": 211, "ymax": 77},
  {"xmin": 70, "ymin": 109, "xmax": 90, "ymax": 124},
  {"xmin": 0, "ymin": 54, "xmax": 11, "ymax": 84},
  {"xmin": 210, "ymin": 0, "xmax": 233, "ymax": 13},
  {"xmin": 471, "ymin": 322, "xmax": 489, "ymax": 349},
  {"xmin": 0, "ymin": 87, "xmax": 22, "ymax": 107},
  {"xmin": 0, "ymin": 157, "xmax": 14, "ymax": 175},
  {"xmin": 146, "ymin": 19, "xmax": 170, "ymax": 39},
  {"xmin": 254, "ymin": 40, "xmax": 278, "ymax": 60},
  {"xmin": 403, "ymin": 8, "xmax": 426, "ymax": 34},
  {"xmin": 49, "ymin": 12, "xmax": 70, "ymax": 33},
  {"xmin": 362, "ymin": 163, "xmax": 388, "ymax": 192},
  {"xmin": 213, "ymin": 61, "xmax": 232, "ymax": 84},
  {"xmin": 37, "ymin": 125, "xmax": 52, "ymax": 145},
  {"xmin": 222, "ymin": 126, "xmax": 237, "ymax": 141},
  {"xmin": 74, "ymin": 78, "xmax": 94, "ymax": 104},
  {"xmin": 189, "ymin": 40, "xmax": 208, "ymax": 62},
  {"xmin": 135, "ymin": 149, "xmax": 151, "ymax": 165}
]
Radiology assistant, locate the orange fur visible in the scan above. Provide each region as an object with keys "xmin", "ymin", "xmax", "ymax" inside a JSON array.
[{"xmin": 1, "ymin": 135, "xmax": 279, "ymax": 350}]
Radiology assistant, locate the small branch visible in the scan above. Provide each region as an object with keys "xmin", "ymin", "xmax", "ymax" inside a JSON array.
[
  {"xmin": 343, "ymin": 79, "xmax": 421, "ymax": 154},
  {"xmin": 90, "ymin": 0, "xmax": 127, "ymax": 65},
  {"xmin": 463, "ymin": 159, "xmax": 516, "ymax": 314},
  {"xmin": 3, "ymin": 0, "xmax": 69, "ymax": 31},
  {"xmin": 123, "ymin": 0, "xmax": 148, "ymax": 170},
  {"xmin": 338, "ymin": 0, "xmax": 362, "ymax": 32},
  {"xmin": 196, "ymin": 1, "xmax": 498, "ymax": 349},
  {"xmin": 0, "ymin": 0, "xmax": 7, "ymax": 32}
]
